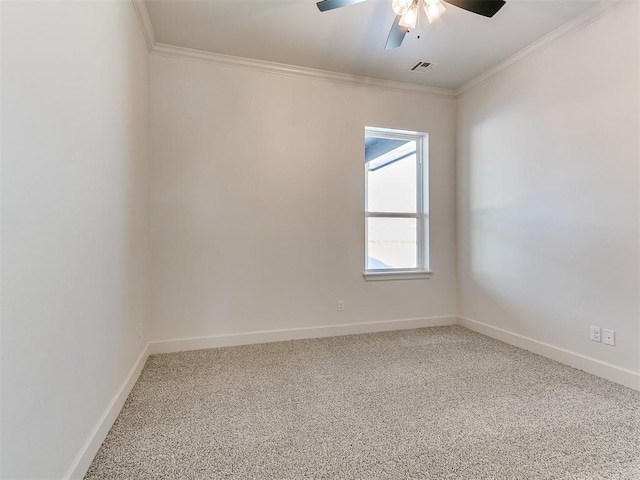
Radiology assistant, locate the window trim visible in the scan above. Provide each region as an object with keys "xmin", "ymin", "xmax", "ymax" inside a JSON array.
[
  {"xmin": 362, "ymin": 270, "xmax": 433, "ymax": 282},
  {"xmin": 363, "ymin": 127, "xmax": 430, "ymax": 281}
]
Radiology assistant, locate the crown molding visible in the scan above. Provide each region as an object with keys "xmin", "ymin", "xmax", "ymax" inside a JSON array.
[
  {"xmin": 150, "ymin": 43, "xmax": 456, "ymax": 98},
  {"xmin": 131, "ymin": 0, "xmax": 621, "ymax": 100},
  {"xmin": 456, "ymin": 0, "xmax": 621, "ymax": 96},
  {"xmin": 129, "ymin": 0, "xmax": 454, "ymax": 97},
  {"xmin": 131, "ymin": 0, "xmax": 155, "ymax": 52}
]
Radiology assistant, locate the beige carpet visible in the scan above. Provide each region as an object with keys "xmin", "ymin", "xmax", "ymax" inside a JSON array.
[{"xmin": 85, "ymin": 326, "xmax": 640, "ymax": 479}]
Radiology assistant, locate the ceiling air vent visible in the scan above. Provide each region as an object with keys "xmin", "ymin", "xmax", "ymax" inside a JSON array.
[{"xmin": 410, "ymin": 61, "xmax": 437, "ymax": 73}]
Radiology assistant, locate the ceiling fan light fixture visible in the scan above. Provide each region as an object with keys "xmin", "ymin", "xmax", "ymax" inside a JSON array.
[
  {"xmin": 392, "ymin": 0, "xmax": 413, "ymax": 16},
  {"xmin": 423, "ymin": 0, "xmax": 446, "ymax": 24},
  {"xmin": 398, "ymin": 2, "xmax": 418, "ymax": 28}
]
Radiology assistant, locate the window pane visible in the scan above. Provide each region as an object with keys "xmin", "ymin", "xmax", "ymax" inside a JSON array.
[
  {"xmin": 367, "ymin": 217, "xmax": 417, "ymax": 269},
  {"xmin": 366, "ymin": 140, "xmax": 417, "ymax": 214}
]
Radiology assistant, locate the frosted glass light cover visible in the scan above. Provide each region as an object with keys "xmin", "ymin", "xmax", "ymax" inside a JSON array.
[
  {"xmin": 392, "ymin": 0, "xmax": 413, "ymax": 15},
  {"xmin": 399, "ymin": 4, "xmax": 418, "ymax": 28},
  {"xmin": 424, "ymin": 0, "xmax": 446, "ymax": 23}
]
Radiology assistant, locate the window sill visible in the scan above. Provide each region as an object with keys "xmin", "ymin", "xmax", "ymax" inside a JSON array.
[{"xmin": 362, "ymin": 270, "xmax": 433, "ymax": 282}]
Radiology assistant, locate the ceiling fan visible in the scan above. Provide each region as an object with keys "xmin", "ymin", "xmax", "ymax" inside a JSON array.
[{"xmin": 316, "ymin": 0, "xmax": 506, "ymax": 49}]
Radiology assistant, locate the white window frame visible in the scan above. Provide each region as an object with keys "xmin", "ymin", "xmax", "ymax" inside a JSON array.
[{"xmin": 363, "ymin": 127, "xmax": 431, "ymax": 281}]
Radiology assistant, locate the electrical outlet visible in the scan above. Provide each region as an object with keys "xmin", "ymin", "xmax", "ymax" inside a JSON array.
[
  {"xmin": 337, "ymin": 300, "xmax": 344, "ymax": 312},
  {"xmin": 590, "ymin": 326, "xmax": 601, "ymax": 342},
  {"xmin": 603, "ymin": 329, "xmax": 615, "ymax": 346}
]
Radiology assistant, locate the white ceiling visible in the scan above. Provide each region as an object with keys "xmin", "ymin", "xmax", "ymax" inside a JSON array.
[{"xmin": 145, "ymin": 0, "xmax": 600, "ymax": 90}]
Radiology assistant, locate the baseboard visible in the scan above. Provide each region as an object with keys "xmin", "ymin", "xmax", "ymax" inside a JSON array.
[
  {"xmin": 59, "ymin": 314, "xmax": 638, "ymax": 480},
  {"xmin": 63, "ymin": 344, "xmax": 150, "ymax": 480},
  {"xmin": 458, "ymin": 316, "xmax": 640, "ymax": 391},
  {"xmin": 61, "ymin": 316, "xmax": 454, "ymax": 478},
  {"xmin": 148, "ymin": 315, "xmax": 458, "ymax": 355}
]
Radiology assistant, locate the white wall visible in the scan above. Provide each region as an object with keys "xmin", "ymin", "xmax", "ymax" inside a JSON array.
[
  {"xmin": 3, "ymin": 1, "xmax": 637, "ymax": 476},
  {"xmin": 1, "ymin": 1, "xmax": 150, "ymax": 478},
  {"xmin": 150, "ymin": 55, "xmax": 457, "ymax": 342},
  {"xmin": 457, "ymin": 3, "xmax": 640, "ymax": 376}
]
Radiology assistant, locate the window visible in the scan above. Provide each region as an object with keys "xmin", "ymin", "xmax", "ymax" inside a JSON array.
[{"xmin": 364, "ymin": 127, "xmax": 430, "ymax": 281}]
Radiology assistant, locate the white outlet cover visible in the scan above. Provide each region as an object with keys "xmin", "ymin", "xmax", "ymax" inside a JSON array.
[
  {"xmin": 590, "ymin": 326, "xmax": 601, "ymax": 342},
  {"xmin": 603, "ymin": 329, "xmax": 615, "ymax": 346}
]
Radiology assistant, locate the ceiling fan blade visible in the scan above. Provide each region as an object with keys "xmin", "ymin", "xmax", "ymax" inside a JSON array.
[
  {"xmin": 385, "ymin": 15, "xmax": 409, "ymax": 50},
  {"xmin": 444, "ymin": 0, "xmax": 506, "ymax": 17},
  {"xmin": 316, "ymin": 0, "xmax": 367, "ymax": 12}
]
